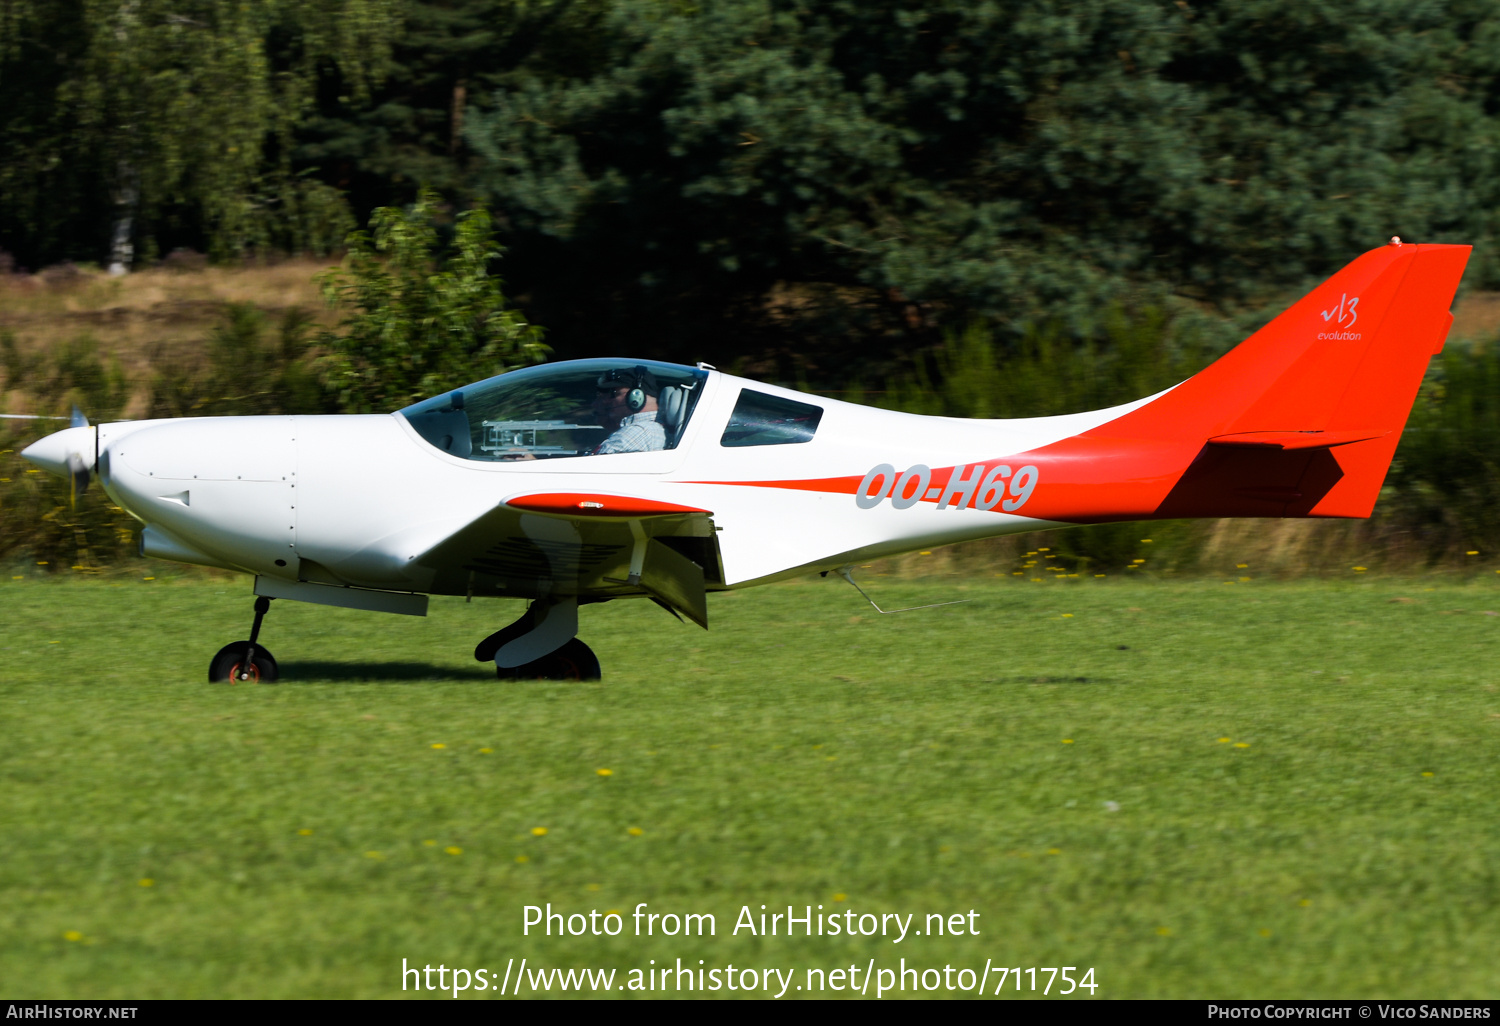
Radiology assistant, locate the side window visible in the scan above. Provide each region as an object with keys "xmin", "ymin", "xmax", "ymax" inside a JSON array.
[{"xmin": 720, "ymin": 389, "xmax": 823, "ymax": 447}]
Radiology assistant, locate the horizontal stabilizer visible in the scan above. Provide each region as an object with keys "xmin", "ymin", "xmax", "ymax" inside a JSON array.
[{"xmin": 1206, "ymin": 430, "xmax": 1389, "ymax": 450}]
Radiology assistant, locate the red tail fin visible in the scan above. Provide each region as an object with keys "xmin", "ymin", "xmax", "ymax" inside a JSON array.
[{"xmin": 1017, "ymin": 241, "xmax": 1471, "ymax": 522}]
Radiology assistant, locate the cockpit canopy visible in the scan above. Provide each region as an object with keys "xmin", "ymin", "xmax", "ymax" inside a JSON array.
[{"xmin": 399, "ymin": 358, "xmax": 709, "ymax": 461}]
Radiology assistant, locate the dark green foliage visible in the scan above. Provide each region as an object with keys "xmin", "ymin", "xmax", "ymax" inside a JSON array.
[
  {"xmin": 294, "ymin": 0, "xmax": 606, "ymax": 215},
  {"xmin": 465, "ymin": 0, "xmax": 1500, "ymax": 375},
  {"xmin": 0, "ymin": 0, "xmax": 397, "ymax": 269},
  {"xmin": 1387, "ymin": 340, "xmax": 1500, "ymax": 560},
  {"xmin": 317, "ymin": 189, "xmax": 546, "ymax": 412},
  {"xmin": 874, "ymin": 310, "xmax": 1213, "ymax": 420}
]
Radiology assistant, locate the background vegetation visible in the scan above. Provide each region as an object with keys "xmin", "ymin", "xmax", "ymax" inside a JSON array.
[{"xmin": 4, "ymin": 0, "xmax": 1500, "ymax": 572}]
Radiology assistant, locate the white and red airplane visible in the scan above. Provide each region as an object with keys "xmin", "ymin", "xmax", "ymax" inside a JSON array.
[{"xmin": 20, "ymin": 239, "xmax": 1470, "ymax": 682}]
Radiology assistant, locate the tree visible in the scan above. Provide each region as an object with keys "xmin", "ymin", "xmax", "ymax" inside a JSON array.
[
  {"xmin": 0, "ymin": 0, "xmax": 400, "ymax": 270},
  {"xmin": 292, "ymin": 0, "xmax": 608, "ymax": 217},
  {"xmin": 464, "ymin": 0, "xmax": 1500, "ymax": 381},
  {"xmin": 317, "ymin": 188, "xmax": 546, "ymax": 412}
]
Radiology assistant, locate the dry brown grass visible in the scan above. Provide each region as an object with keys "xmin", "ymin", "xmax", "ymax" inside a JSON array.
[{"xmin": 0, "ymin": 259, "xmax": 338, "ymax": 416}]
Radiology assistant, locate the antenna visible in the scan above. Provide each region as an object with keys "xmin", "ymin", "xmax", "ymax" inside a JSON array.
[{"xmin": 837, "ymin": 566, "xmax": 969, "ymax": 614}]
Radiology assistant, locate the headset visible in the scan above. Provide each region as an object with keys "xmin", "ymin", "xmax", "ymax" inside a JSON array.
[{"xmin": 599, "ymin": 366, "xmax": 653, "ymax": 412}]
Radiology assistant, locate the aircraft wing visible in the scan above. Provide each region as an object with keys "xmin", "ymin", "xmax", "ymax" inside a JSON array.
[{"xmin": 410, "ymin": 491, "xmax": 722, "ymax": 627}]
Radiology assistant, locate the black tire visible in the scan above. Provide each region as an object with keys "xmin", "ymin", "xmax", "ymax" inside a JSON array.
[
  {"xmin": 497, "ymin": 638, "xmax": 601, "ymax": 681},
  {"xmin": 208, "ymin": 641, "xmax": 279, "ymax": 684}
]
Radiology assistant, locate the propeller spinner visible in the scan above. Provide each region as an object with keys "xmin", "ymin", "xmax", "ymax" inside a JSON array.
[{"xmin": 18, "ymin": 408, "xmax": 95, "ymax": 504}]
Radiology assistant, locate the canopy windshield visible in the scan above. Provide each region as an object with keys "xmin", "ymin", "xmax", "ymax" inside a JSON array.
[{"xmin": 399, "ymin": 359, "xmax": 709, "ymax": 461}]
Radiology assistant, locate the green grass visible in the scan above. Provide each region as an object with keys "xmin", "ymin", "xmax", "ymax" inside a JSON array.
[{"xmin": 1, "ymin": 572, "xmax": 1497, "ymax": 998}]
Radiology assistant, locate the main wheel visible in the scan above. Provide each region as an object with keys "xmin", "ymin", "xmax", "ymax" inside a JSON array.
[
  {"xmin": 208, "ymin": 641, "xmax": 279, "ymax": 684},
  {"xmin": 497, "ymin": 638, "xmax": 600, "ymax": 681}
]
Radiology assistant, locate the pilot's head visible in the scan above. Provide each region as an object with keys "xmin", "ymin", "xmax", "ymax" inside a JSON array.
[{"xmin": 593, "ymin": 366, "xmax": 659, "ymax": 426}]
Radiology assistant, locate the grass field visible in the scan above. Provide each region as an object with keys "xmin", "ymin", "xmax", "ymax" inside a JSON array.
[{"xmin": 1, "ymin": 572, "xmax": 1497, "ymax": 999}]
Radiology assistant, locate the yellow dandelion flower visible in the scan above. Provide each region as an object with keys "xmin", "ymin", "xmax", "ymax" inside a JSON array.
[
  {"xmin": 445, "ymin": 846, "xmax": 462, "ymax": 856},
  {"xmin": 1061, "ymin": 613, "xmax": 1073, "ymax": 618},
  {"xmin": 1467, "ymin": 550, "xmax": 1479, "ymax": 556},
  {"xmin": 1421, "ymin": 771, "xmax": 1434, "ymax": 777},
  {"xmin": 920, "ymin": 550, "xmax": 932, "ymax": 555},
  {"xmin": 143, "ymin": 576, "xmax": 155, "ymax": 581},
  {"xmin": 1062, "ymin": 739, "xmax": 1074, "ymax": 744},
  {"xmin": 63, "ymin": 931, "xmax": 82, "ymax": 942},
  {"xmin": 1141, "ymin": 539, "xmax": 1153, "ymax": 544},
  {"xmin": 1095, "ymin": 573, "xmax": 1106, "ymax": 577},
  {"xmin": 596, "ymin": 768, "xmax": 613, "ymax": 777},
  {"xmin": 430, "ymin": 743, "xmax": 446, "ymax": 750},
  {"xmin": 138, "ymin": 878, "xmax": 154, "ymax": 887},
  {"xmin": 479, "ymin": 747, "xmax": 493, "ymax": 754},
  {"xmin": 832, "ymin": 893, "xmax": 847, "ymax": 902},
  {"xmin": 627, "ymin": 827, "xmax": 644, "ymax": 836},
  {"xmin": 1217, "ymin": 737, "xmax": 1231, "ymax": 743},
  {"xmin": 531, "ymin": 827, "xmax": 548, "ymax": 836},
  {"xmin": 1233, "ymin": 742, "xmax": 1250, "ymax": 749},
  {"xmin": 1131, "ymin": 558, "xmax": 1146, "ymax": 564},
  {"xmin": 1236, "ymin": 564, "xmax": 1248, "ymax": 569},
  {"xmin": 1353, "ymin": 566, "xmax": 1367, "ymax": 572},
  {"xmin": 515, "ymin": 855, "xmax": 530, "ymax": 863}
]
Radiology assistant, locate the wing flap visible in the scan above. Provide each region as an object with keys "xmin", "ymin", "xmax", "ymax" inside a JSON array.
[{"xmin": 638, "ymin": 538, "xmax": 709, "ymax": 628}]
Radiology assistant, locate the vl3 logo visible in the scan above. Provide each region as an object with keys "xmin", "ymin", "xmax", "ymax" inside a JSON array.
[{"xmin": 1318, "ymin": 293, "xmax": 1362, "ymax": 340}]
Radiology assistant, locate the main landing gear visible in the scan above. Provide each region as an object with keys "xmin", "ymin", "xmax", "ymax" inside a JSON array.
[
  {"xmin": 209, "ymin": 596, "xmax": 279, "ymax": 684},
  {"xmin": 475, "ymin": 600, "xmax": 601, "ymax": 681}
]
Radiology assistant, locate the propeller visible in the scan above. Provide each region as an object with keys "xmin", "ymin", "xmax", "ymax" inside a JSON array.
[{"xmin": 16, "ymin": 407, "xmax": 96, "ymax": 506}]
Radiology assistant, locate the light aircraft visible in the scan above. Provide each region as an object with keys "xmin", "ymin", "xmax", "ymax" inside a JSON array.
[{"xmin": 19, "ymin": 238, "xmax": 1470, "ymax": 682}]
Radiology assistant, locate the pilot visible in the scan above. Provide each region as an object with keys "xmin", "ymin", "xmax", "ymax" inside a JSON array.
[{"xmin": 592, "ymin": 367, "xmax": 667, "ymax": 454}]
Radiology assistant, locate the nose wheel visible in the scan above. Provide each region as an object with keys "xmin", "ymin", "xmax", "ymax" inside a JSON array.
[{"xmin": 209, "ymin": 596, "xmax": 279, "ymax": 684}]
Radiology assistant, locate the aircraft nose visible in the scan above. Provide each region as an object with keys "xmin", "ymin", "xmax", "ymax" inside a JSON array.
[{"xmin": 20, "ymin": 425, "xmax": 95, "ymax": 479}]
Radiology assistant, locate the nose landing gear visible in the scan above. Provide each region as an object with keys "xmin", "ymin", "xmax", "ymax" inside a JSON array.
[{"xmin": 209, "ymin": 596, "xmax": 280, "ymax": 684}]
